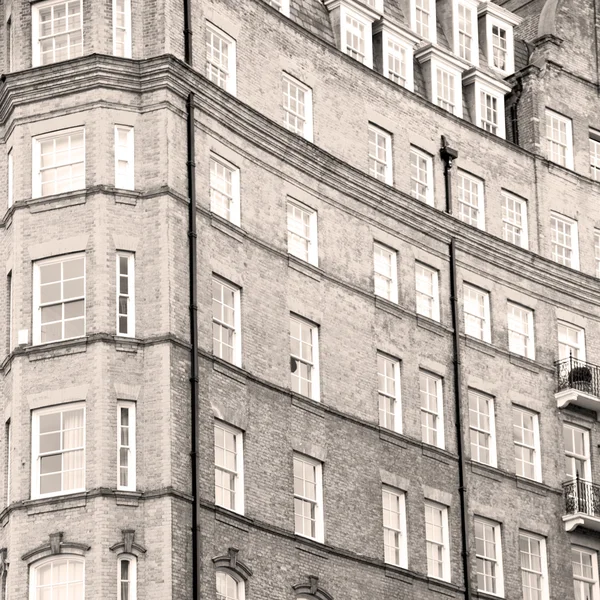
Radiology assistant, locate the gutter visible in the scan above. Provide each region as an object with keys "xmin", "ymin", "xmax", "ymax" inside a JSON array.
[{"xmin": 440, "ymin": 136, "xmax": 473, "ymax": 600}]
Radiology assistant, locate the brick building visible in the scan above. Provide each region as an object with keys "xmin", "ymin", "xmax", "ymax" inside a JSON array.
[{"xmin": 1, "ymin": 0, "xmax": 600, "ymax": 598}]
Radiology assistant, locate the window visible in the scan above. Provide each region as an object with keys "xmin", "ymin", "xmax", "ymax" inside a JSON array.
[
  {"xmin": 457, "ymin": 3, "xmax": 476, "ymax": 63},
  {"xmin": 425, "ymin": 502, "xmax": 450, "ymax": 581},
  {"xmin": 293, "ymin": 454, "xmax": 323, "ymax": 542},
  {"xmin": 596, "ymin": 231, "xmax": 600, "ymax": 278},
  {"xmin": 507, "ymin": 302, "xmax": 535, "ymax": 359},
  {"xmin": 7, "ymin": 149, "xmax": 13, "ymax": 209},
  {"xmin": 33, "ymin": 128, "xmax": 85, "ymax": 198},
  {"xmin": 345, "ymin": 13, "xmax": 366, "ymax": 63},
  {"xmin": 217, "ymin": 571, "xmax": 244, "ymax": 600},
  {"xmin": 590, "ymin": 132, "xmax": 600, "ymax": 181},
  {"xmin": 463, "ymin": 285, "xmax": 491, "ymax": 343},
  {"xmin": 491, "ymin": 25, "xmax": 507, "ymax": 71},
  {"xmin": 113, "ymin": 0, "xmax": 131, "ymax": 57},
  {"xmin": 373, "ymin": 243, "xmax": 398, "ymax": 302},
  {"xmin": 475, "ymin": 518, "xmax": 504, "ymax": 596},
  {"xmin": 378, "ymin": 353, "xmax": 401, "ymax": 432},
  {"xmin": 385, "ymin": 37, "xmax": 408, "ymax": 86},
  {"xmin": 282, "ymin": 74, "xmax": 313, "ymax": 141},
  {"xmin": 287, "ymin": 200, "xmax": 318, "ymax": 266},
  {"xmin": 415, "ymin": 263, "xmax": 440, "ymax": 321},
  {"xmin": 290, "ymin": 316, "xmax": 319, "ymax": 400},
  {"xmin": 410, "ymin": 147, "xmax": 434, "ymax": 205},
  {"xmin": 118, "ymin": 555, "xmax": 137, "ymax": 600},
  {"xmin": 33, "ymin": 254, "xmax": 86, "ymax": 345},
  {"xmin": 502, "ymin": 192, "xmax": 528, "ymax": 249},
  {"xmin": 572, "ymin": 546, "xmax": 599, "ymax": 600},
  {"xmin": 267, "ymin": 0, "xmax": 290, "ymax": 16},
  {"xmin": 32, "ymin": 0, "xmax": 83, "ymax": 67},
  {"xmin": 214, "ymin": 422, "xmax": 244, "ymax": 514},
  {"xmin": 368, "ymin": 125, "xmax": 393, "ymax": 184},
  {"xmin": 209, "ymin": 155, "xmax": 240, "ymax": 226},
  {"xmin": 457, "ymin": 172, "xmax": 485, "ymax": 230},
  {"xmin": 469, "ymin": 390, "xmax": 496, "ymax": 467},
  {"xmin": 117, "ymin": 401, "xmax": 136, "ymax": 491},
  {"xmin": 115, "ymin": 126, "xmax": 134, "ymax": 190},
  {"xmin": 116, "ymin": 252, "xmax": 135, "ymax": 337},
  {"xmin": 206, "ymin": 23, "xmax": 236, "ymax": 95},
  {"xmin": 558, "ymin": 322, "xmax": 585, "ymax": 361},
  {"xmin": 519, "ymin": 533, "xmax": 548, "ymax": 600},
  {"xmin": 564, "ymin": 424, "xmax": 591, "ymax": 481},
  {"xmin": 382, "ymin": 487, "xmax": 407, "ymax": 567},
  {"xmin": 414, "ymin": 0, "xmax": 434, "ymax": 41},
  {"xmin": 212, "ymin": 277, "xmax": 241, "ymax": 366},
  {"xmin": 31, "ymin": 557, "xmax": 84, "ymax": 599},
  {"xmin": 546, "ymin": 109, "xmax": 573, "ymax": 169},
  {"xmin": 420, "ymin": 371, "xmax": 444, "ymax": 448},
  {"xmin": 32, "ymin": 404, "xmax": 85, "ymax": 498},
  {"xmin": 436, "ymin": 68, "xmax": 456, "ymax": 114},
  {"xmin": 480, "ymin": 91, "xmax": 498, "ymax": 134},
  {"xmin": 513, "ymin": 407, "xmax": 541, "ymax": 481},
  {"xmin": 6, "ymin": 18, "xmax": 12, "ymax": 73},
  {"xmin": 551, "ymin": 213, "xmax": 579, "ymax": 269}
]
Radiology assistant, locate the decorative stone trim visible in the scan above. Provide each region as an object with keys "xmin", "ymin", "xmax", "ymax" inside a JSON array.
[
  {"xmin": 109, "ymin": 529, "xmax": 147, "ymax": 556},
  {"xmin": 293, "ymin": 575, "xmax": 334, "ymax": 600},
  {"xmin": 21, "ymin": 533, "xmax": 91, "ymax": 563},
  {"xmin": 212, "ymin": 547, "xmax": 252, "ymax": 580}
]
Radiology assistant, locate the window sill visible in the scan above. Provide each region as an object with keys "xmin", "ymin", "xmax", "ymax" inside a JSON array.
[
  {"xmin": 210, "ymin": 213, "xmax": 245, "ymax": 243},
  {"xmin": 375, "ymin": 296, "xmax": 402, "ymax": 318},
  {"xmin": 288, "ymin": 255, "xmax": 321, "ymax": 281},
  {"xmin": 27, "ymin": 337, "xmax": 88, "ymax": 361},
  {"xmin": 25, "ymin": 491, "xmax": 88, "ymax": 515},
  {"xmin": 416, "ymin": 315, "xmax": 448, "ymax": 336},
  {"xmin": 427, "ymin": 577, "xmax": 460, "ymax": 596},
  {"xmin": 508, "ymin": 353, "xmax": 540, "ymax": 373},
  {"xmin": 291, "ymin": 393, "xmax": 325, "ymax": 418},
  {"xmin": 464, "ymin": 335, "xmax": 496, "ymax": 356},
  {"xmin": 213, "ymin": 357, "xmax": 247, "ymax": 384}
]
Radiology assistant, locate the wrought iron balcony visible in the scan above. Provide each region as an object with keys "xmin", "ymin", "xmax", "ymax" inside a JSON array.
[
  {"xmin": 563, "ymin": 476, "xmax": 600, "ymax": 532},
  {"xmin": 555, "ymin": 357, "xmax": 600, "ymax": 413}
]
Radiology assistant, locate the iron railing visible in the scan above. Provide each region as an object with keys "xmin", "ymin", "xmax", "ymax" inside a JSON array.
[
  {"xmin": 564, "ymin": 476, "xmax": 600, "ymax": 517},
  {"xmin": 555, "ymin": 356, "xmax": 600, "ymax": 398}
]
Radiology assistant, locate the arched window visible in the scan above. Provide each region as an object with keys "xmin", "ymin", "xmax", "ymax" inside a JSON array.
[
  {"xmin": 30, "ymin": 556, "xmax": 84, "ymax": 599},
  {"xmin": 216, "ymin": 571, "xmax": 244, "ymax": 600},
  {"xmin": 118, "ymin": 555, "xmax": 137, "ymax": 600}
]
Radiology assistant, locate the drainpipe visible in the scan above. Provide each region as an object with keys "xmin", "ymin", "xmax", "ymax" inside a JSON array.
[
  {"xmin": 183, "ymin": 0, "xmax": 193, "ymax": 65},
  {"xmin": 440, "ymin": 137, "xmax": 473, "ymax": 600}
]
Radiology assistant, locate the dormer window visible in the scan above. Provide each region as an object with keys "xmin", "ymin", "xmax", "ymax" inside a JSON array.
[
  {"xmin": 268, "ymin": 0, "xmax": 290, "ymax": 16},
  {"xmin": 324, "ymin": 0, "xmax": 381, "ymax": 68},
  {"xmin": 413, "ymin": 0, "xmax": 436, "ymax": 42},
  {"xmin": 373, "ymin": 21, "xmax": 418, "ymax": 91},
  {"xmin": 463, "ymin": 69, "xmax": 510, "ymax": 138},
  {"xmin": 478, "ymin": 2, "xmax": 521, "ymax": 75},
  {"xmin": 457, "ymin": 2, "xmax": 477, "ymax": 64}
]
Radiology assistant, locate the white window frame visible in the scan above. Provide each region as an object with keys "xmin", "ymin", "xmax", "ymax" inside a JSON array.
[
  {"xmin": 382, "ymin": 486, "xmax": 408, "ymax": 568},
  {"xmin": 545, "ymin": 109, "xmax": 574, "ymax": 169},
  {"xmin": 214, "ymin": 421, "xmax": 244, "ymax": 515},
  {"xmin": 293, "ymin": 453, "xmax": 324, "ymax": 543},
  {"xmin": 595, "ymin": 230, "xmax": 600, "ymax": 278},
  {"xmin": 341, "ymin": 7, "xmax": 373, "ymax": 67},
  {"xmin": 420, "ymin": 370, "xmax": 444, "ymax": 449},
  {"xmin": 425, "ymin": 501, "xmax": 451, "ymax": 582},
  {"xmin": 435, "ymin": 67, "xmax": 459, "ymax": 116},
  {"xmin": 31, "ymin": 403, "xmax": 86, "ymax": 499},
  {"xmin": 117, "ymin": 400, "xmax": 136, "ymax": 491},
  {"xmin": 113, "ymin": 0, "xmax": 132, "ymax": 58},
  {"xmin": 116, "ymin": 252, "xmax": 135, "ymax": 338},
  {"xmin": 475, "ymin": 517, "xmax": 504, "ymax": 597},
  {"xmin": 205, "ymin": 22, "xmax": 237, "ymax": 95},
  {"xmin": 209, "ymin": 154, "xmax": 241, "ymax": 227},
  {"xmin": 368, "ymin": 124, "xmax": 393, "ymax": 185},
  {"xmin": 7, "ymin": 148, "xmax": 13, "ymax": 209},
  {"xmin": 512, "ymin": 406, "xmax": 542, "ymax": 482},
  {"xmin": 454, "ymin": 0, "xmax": 479, "ymax": 66},
  {"xmin": 558, "ymin": 321, "xmax": 586, "ymax": 362},
  {"xmin": 564, "ymin": 423, "xmax": 591, "ymax": 481},
  {"xmin": 378, "ymin": 352, "xmax": 402, "ymax": 433},
  {"xmin": 375, "ymin": 25, "xmax": 416, "ymax": 91},
  {"xmin": 31, "ymin": 0, "xmax": 83, "ymax": 67},
  {"xmin": 373, "ymin": 242, "xmax": 398, "ymax": 303},
  {"xmin": 519, "ymin": 532, "xmax": 549, "ymax": 600},
  {"xmin": 551, "ymin": 212, "xmax": 579, "ymax": 270},
  {"xmin": 29, "ymin": 556, "xmax": 85, "ymax": 600},
  {"xmin": 117, "ymin": 555, "xmax": 137, "ymax": 600},
  {"xmin": 267, "ymin": 0, "xmax": 290, "ymax": 16},
  {"xmin": 114, "ymin": 125, "xmax": 134, "ymax": 190},
  {"xmin": 32, "ymin": 127, "xmax": 86, "ymax": 199},
  {"xmin": 572, "ymin": 546, "xmax": 600, "ymax": 600},
  {"xmin": 480, "ymin": 9, "xmax": 517, "ymax": 75},
  {"xmin": 415, "ymin": 262, "xmax": 440, "ymax": 322},
  {"xmin": 216, "ymin": 570, "xmax": 245, "ymax": 600},
  {"xmin": 410, "ymin": 147, "xmax": 434, "ymax": 206},
  {"xmin": 412, "ymin": 0, "xmax": 437, "ymax": 43},
  {"xmin": 287, "ymin": 199, "xmax": 318, "ymax": 266},
  {"xmin": 290, "ymin": 315, "xmax": 320, "ymax": 401},
  {"xmin": 457, "ymin": 171, "xmax": 485, "ymax": 230},
  {"xmin": 507, "ymin": 302, "xmax": 535, "ymax": 359},
  {"xmin": 501, "ymin": 191, "xmax": 528, "ymax": 249},
  {"xmin": 469, "ymin": 390, "xmax": 497, "ymax": 468},
  {"xmin": 212, "ymin": 276, "xmax": 242, "ymax": 367},
  {"xmin": 463, "ymin": 284, "xmax": 491, "ymax": 343},
  {"xmin": 33, "ymin": 253, "xmax": 86, "ymax": 346},
  {"xmin": 282, "ymin": 73, "xmax": 313, "ymax": 142},
  {"xmin": 590, "ymin": 130, "xmax": 600, "ymax": 181}
]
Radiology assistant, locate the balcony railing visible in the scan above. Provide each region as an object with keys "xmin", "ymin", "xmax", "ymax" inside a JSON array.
[
  {"xmin": 555, "ymin": 357, "xmax": 600, "ymax": 412},
  {"xmin": 564, "ymin": 477, "xmax": 600, "ymax": 518}
]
